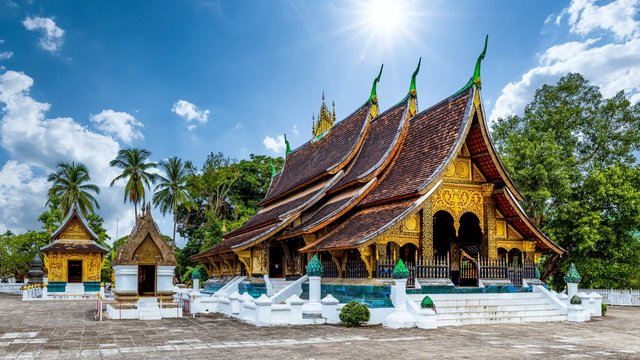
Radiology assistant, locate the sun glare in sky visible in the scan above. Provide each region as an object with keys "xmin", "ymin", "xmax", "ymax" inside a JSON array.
[{"xmin": 344, "ymin": 0, "xmax": 425, "ymax": 59}]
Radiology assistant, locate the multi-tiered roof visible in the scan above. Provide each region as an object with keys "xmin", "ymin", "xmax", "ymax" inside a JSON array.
[{"xmin": 192, "ymin": 38, "xmax": 564, "ymax": 261}]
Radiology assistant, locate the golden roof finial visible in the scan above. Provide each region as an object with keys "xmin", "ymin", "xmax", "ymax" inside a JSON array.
[{"xmin": 312, "ymin": 92, "xmax": 335, "ymax": 138}]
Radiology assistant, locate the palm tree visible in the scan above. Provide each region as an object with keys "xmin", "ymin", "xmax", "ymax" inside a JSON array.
[
  {"xmin": 153, "ymin": 156, "xmax": 192, "ymax": 244},
  {"xmin": 47, "ymin": 161, "xmax": 100, "ymax": 217},
  {"xmin": 109, "ymin": 148, "xmax": 157, "ymax": 223}
]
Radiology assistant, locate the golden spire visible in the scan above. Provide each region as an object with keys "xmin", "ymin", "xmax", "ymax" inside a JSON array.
[{"xmin": 312, "ymin": 91, "xmax": 335, "ymax": 138}]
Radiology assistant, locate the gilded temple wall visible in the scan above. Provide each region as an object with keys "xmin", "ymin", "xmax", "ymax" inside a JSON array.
[{"xmin": 43, "ymin": 252, "xmax": 104, "ymax": 283}]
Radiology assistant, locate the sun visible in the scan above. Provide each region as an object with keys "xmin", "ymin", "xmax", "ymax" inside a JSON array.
[{"xmin": 346, "ymin": 0, "xmax": 424, "ymax": 55}]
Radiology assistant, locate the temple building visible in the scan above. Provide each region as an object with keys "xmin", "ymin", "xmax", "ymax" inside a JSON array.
[
  {"xmin": 41, "ymin": 204, "xmax": 108, "ymax": 294},
  {"xmin": 192, "ymin": 38, "xmax": 565, "ymax": 288},
  {"xmin": 112, "ymin": 203, "xmax": 176, "ymax": 301}
]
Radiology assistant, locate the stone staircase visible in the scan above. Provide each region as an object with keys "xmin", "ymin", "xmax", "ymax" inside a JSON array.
[
  {"xmin": 409, "ymin": 292, "xmax": 566, "ymax": 327},
  {"xmin": 136, "ymin": 297, "xmax": 162, "ymax": 320},
  {"xmin": 270, "ymin": 278, "xmax": 294, "ymax": 294}
]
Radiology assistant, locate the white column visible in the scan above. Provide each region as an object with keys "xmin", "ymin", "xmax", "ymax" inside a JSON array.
[
  {"xmin": 384, "ymin": 279, "xmax": 416, "ymax": 328},
  {"xmin": 255, "ymin": 294, "xmax": 273, "ymax": 326},
  {"xmin": 192, "ymin": 278, "xmax": 200, "ymax": 290},
  {"xmin": 302, "ymin": 276, "xmax": 322, "ymax": 314},
  {"xmin": 567, "ymin": 283, "xmax": 578, "ymax": 300},
  {"xmin": 286, "ymin": 295, "xmax": 304, "ymax": 325},
  {"xmin": 114, "ymin": 265, "xmax": 138, "ymax": 292},
  {"xmin": 321, "ymin": 295, "xmax": 340, "ymax": 324},
  {"xmin": 157, "ymin": 266, "xmax": 176, "ymax": 293}
]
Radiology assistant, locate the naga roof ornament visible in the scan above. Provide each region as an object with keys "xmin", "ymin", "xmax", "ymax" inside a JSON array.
[
  {"xmin": 407, "ymin": 57, "xmax": 421, "ymax": 118},
  {"xmin": 284, "ymin": 133, "xmax": 292, "ymax": 156},
  {"xmin": 269, "ymin": 159, "xmax": 276, "ymax": 177},
  {"xmin": 368, "ymin": 64, "xmax": 384, "ymax": 119},
  {"xmin": 454, "ymin": 35, "xmax": 488, "ymax": 96}
]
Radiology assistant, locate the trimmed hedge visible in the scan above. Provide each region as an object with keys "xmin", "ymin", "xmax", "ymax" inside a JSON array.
[{"xmin": 339, "ymin": 301, "xmax": 370, "ymax": 327}]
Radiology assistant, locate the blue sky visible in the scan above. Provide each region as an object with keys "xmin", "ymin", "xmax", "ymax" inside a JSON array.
[{"xmin": 0, "ymin": 0, "xmax": 639, "ymax": 246}]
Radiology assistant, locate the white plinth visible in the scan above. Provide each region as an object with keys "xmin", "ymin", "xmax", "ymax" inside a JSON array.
[
  {"xmin": 302, "ymin": 276, "xmax": 322, "ymax": 314},
  {"xmin": 384, "ymin": 279, "xmax": 416, "ymax": 328},
  {"xmin": 114, "ymin": 265, "xmax": 138, "ymax": 292},
  {"xmin": 157, "ymin": 266, "xmax": 175, "ymax": 292}
]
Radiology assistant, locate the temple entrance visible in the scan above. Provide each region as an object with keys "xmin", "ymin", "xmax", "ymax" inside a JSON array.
[
  {"xmin": 400, "ymin": 243, "xmax": 418, "ymax": 287},
  {"xmin": 458, "ymin": 212, "xmax": 483, "ymax": 286},
  {"xmin": 138, "ymin": 265, "xmax": 156, "ymax": 296},
  {"xmin": 269, "ymin": 244, "xmax": 284, "ymax": 278},
  {"xmin": 68, "ymin": 260, "xmax": 82, "ymax": 283},
  {"xmin": 433, "ymin": 211, "xmax": 456, "ymax": 283}
]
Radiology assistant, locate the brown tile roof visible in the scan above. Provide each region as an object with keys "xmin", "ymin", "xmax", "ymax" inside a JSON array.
[
  {"xmin": 41, "ymin": 240, "xmax": 108, "ymax": 254},
  {"xmin": 361, "ymin": 90, "xmax": 472, "ymax": 206},
  {"xmin": 260, "ymin": 104, "xmax": 370, "ymax": 204},
  {"xmin": 493, "ymin": 188, "xmax": 565, "ymax": 254},
  {"xmin": 225, "ymin": 189, "xmax": 320, "ymax": 237},
  {"xmin": 331, "ymin": 102, "xmax": 407, "ymax": 190},
  {"xmin": 191, "ymin": 221, "xmax": 283, "ymax": 259},
  {"xmin": 301, "ymin": 199, "xmax": 416, "ymax": 252}
]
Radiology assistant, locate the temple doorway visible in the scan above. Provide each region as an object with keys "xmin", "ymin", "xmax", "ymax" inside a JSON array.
[
  {"xmin": 269, "ymin": 244, "xmax": 284, "ymax": 278},
  {"xmin": 138, "ymin": 265, "xmax": 156, "ymax": 296},
  {"xmin": 68, "ymin": 260, "xmax": 82, "ymax": 283},
  {"xmin": 458, "ymin": 212, "xmax": 483, "ymax": 286},
  {"xmin": 433, "ymin": 211, "xmax": 456, "ymax": 282}
]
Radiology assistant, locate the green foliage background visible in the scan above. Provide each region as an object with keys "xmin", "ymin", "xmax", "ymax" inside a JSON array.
[{"xmin": 492, "ymin": 73, "xmax": 640, "ymax": 289}]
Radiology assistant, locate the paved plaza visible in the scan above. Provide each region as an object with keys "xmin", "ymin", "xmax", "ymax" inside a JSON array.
[{"xmin": 0, "ymin": 294, "xmax": 639, "ymax": 359}]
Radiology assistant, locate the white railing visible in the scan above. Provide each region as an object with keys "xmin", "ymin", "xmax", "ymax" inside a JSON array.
[
  {"xmin": 271, "ymin": 275, "xmax": 307, "ymax": 305},
  {"xmin": 583, "ymin": 289, "xmax": 640, "ymax": 306},
  {"xmin": 0, "ymin": 283, "xmax": 24, "ymax": 294}
]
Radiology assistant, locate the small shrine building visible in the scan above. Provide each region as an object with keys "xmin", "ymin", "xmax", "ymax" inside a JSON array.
[
  {"xmin": 112, "ymin": 203, "xmax": 176, "ymax": 301},
  {"xmin": 41, "ymin": 204, "xmax": 108, "ymax": 293},
  {"xmin": 192, "ymin": 38, "xmax": 565, "ymax": 287}
]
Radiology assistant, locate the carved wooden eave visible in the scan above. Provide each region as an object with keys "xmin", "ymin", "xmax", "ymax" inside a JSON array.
[
  {"xmin": 113, "ymin": 209, "xmax": 176, "ymax": 266},
  {"xmin": 496, "ymin": 187, "xmax": 565, "ymax": 255},
  {"xmin": 465, "ymin": 89, "xmax": 526, "ymax": 202}
]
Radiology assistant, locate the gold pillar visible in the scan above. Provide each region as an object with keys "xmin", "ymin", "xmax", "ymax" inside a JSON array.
[
  {"xmin": 420, "ymin": 204, "xmax": 434, "ymax": 260},
  {"xmin": 482, "ymin": 183, "xmax": 497, "ymax": 260}
]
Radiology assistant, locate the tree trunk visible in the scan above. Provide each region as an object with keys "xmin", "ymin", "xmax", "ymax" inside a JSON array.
[
  {"xmin": 172, "ymin": 209, "xmax": 177, "ymax": 246},
  {"xmin": 134, "ymin": 200, "xmax": 138, "ymax": 225}
]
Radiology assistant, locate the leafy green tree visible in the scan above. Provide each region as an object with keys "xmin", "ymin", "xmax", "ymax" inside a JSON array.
[
  {"xmin": 0, "ymin": 231, "xmax": 48, "ymax": 278},
  {"xmin": 46, "ymin": 161, "xmax": 100, "ymax": 217},
  {"xmin": 492, "ymin": 73, "xmax": 640, "ymax": 289},
  {"xmin": 153, "ymin": 157, "xmax": 193, "ymax": 245},
  {"xmin": 109, "ymin": 148, "xmax": 157, "ymax": 223}
]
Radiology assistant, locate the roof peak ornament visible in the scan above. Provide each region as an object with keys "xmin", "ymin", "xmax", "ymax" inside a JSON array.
[
  {"xmin": 284, "ymin": 134, "xmax": 292, "ymax": 156},
  {"xmin": 312, "ymin": 92, "xmax": 335, "ymax": 138},
  {"xmin": 454, "ymin": 35, "xmax": 489, "ymax": 96},
  {"xmin": 407, "ymin": 57, "xmax": 421, "ymax": 118},
  {"xmin": 269, "ymin": 159, "xmax": 277, "ymax": 177},
  {"xmin": 368, "ymin": 64, "xmax": 384, "ymax": 119}
]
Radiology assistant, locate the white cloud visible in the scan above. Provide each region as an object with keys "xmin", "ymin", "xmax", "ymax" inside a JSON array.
[
  {"xmin": 90, "ymin": 109, "xmax": 144, "ymax": 144},
  {"xmin": 0, "ymin": 70, "xmax": 137, "ymax": 239},
  {"xmin": 171, "ymin": 99, "xmax": 209, "ymax": 130},
  {"xmin": 490, "ymin": 0, "xmax": 640, "ymax": 123},
  {"xmin": 263, "ymin": 135, "xmax": 286, "ymax": 154},
  {"xmin": 233, "ymin": 122, "xmax": 244, "ymax": 131},
  {"xmin": 565, "ymin": 0, "xmax": 640, "ymax": 39},
  {"xmin": 22, "ymin": 16, "xmax": 65, "ymax": 53},
  {"xmin": 0, "ymin": 52, "xmax": 12, "ymax": 60},
  {"xmin": 0, "ymin": 160, "xmax": 48, "ymax": 233},
  {"xmin": 292, "ymin": 124, "xmax": 300, "ymax": 136}
]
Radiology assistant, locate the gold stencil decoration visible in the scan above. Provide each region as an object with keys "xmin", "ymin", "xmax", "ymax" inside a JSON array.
[
  {"xmin": 431, "ymin": 185, "xmax": 484, "ymax": 227},
  {"xmin": 82, "ymin": 253, "xmax": 103, "ymax": 282},
  {"xmin": 134, "ymin": 235, "xmax": 162, "ymax": 264},
  {"xmin": 496, "ymin": 220, "xmax": 506, "ymax": 237},
  {"xmin": 444, "ymin": 159, "xmax": 472, "ymax": 181},
  {"xmin": 404, "ymin": 214, "xmax": 419, "ymax": 232},
  {"xmin": 58, "ymin": 217, "xmax": 91, "ymax": 240}
]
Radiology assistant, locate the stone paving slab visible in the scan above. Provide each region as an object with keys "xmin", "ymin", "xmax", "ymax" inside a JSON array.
[{"xmin": 0, "ymin": 294, "xmax": 639, "ymax": 359}]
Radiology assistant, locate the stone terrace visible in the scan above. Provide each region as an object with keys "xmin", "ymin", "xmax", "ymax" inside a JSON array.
[{"xmin": 0, "ymin": 294, "xmax": 638, "ymax": 359}]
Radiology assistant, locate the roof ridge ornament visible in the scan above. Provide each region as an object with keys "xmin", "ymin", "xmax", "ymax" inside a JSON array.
[
  {"xmin": 368, "ymin": 64, "xmax": 384, "ymax": 119},
  {"xmin": 454, "ymin": 35, "xmax": 488, "ymax": 97},
  {"xmin": 312, "ymin": 92, "xmax": 335, "ymax": 138},
  {"xmin": 407, "ymin": 58, "xmax": 421, "ymax": 118},
  {"xmin": 284, "ymin": 133, "xmax": 292, "ymax": 156},
  {"xmin": 269, "ymin": 158, "xmax": 276, "ymax": 177}
]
